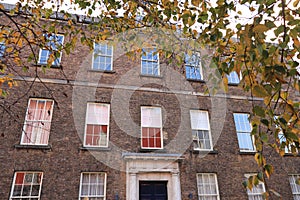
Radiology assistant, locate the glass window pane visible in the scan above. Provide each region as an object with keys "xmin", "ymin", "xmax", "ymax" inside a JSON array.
[
  {"xmin": 234, "ymin": 113, "xmax": 254, "ymax": 151},
  {"xmin": 197, "ymin": 173, "xmax": 219, "ymax": 199},
  {"xmin": 80, "ymin": 173, "xmax": 106, "ymax": 199},
  {"xmin": 11, "ymin": 172, "xmax": 42, "ymax": 198},
  {"xmin": 141, "ymin": 48, "xmax": 159, "ymax": 76}
]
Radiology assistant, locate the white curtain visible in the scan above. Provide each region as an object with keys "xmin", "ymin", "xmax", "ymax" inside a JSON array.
[
  {"xmin": 190, "ymin": 110, "xmax": 209, "ymax": 130},
  {"xmin": 87, "ymin": 103, "xmax": 109, "ymax": 125},
  {"xmin": 141, "ymin": 107, "xmax": 162, "ymax": 128}
]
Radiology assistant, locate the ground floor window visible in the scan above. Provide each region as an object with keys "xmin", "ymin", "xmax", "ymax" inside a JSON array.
[
  {"xmin": 79, "ymin": 172, "xmax": 106, "ymax": 200},
  {"xmin": 10, "ymin": 171, "xmax": 43, "ymax": 199},
  {"xmin": 196, "ymin": 173, "xmax": 220, "ymax": 200}
]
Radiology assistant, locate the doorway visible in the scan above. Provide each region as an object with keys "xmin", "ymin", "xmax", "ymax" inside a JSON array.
[{"xmin": 139, "ymin": 181, "xmax": 168, "ymax": 200}]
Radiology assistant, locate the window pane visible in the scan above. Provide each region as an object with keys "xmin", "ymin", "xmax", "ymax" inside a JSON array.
[
  {"xmin": 80, "ymin": 173, "xmax": 106, "ymax": 199},
  {"xmin": 190, "ymin": 110, "xmax": 211, "ymax": 150},
  {"xmin": 0, "ymin": 42, "xmax": 5, "ymax": 57},
  {"xmin": 141, "ymin": 107, "xmax": 162, "ymax": 149},
  {"xmin": 289, "ymin": 174, "xmax": 300, "ymax": 199},
  {"xmin": 22, "ymin": 99, "xmax": 54, "ymax": 145},
  {"xmin": 234, "ymin": 113, "xmax": 254, "ymax": 151},
  {"xmin": 197, "ymin": 173, "xmax": 219, "ymax": 199},
  {"xmin": 85, "ymin": 103, "xmax": 110, "ymax": 147},
  {"xmin": 227, "ymin": 71, "xmax": 240, "ymax": 84},
  {"xmin": 185, "ymin": 53, "xmax": 202, "ymax": 80},
  {"xmin": 93, "ymin": 43, "xmax": 113, "ymax": 70},
  {"xmin": 141, "ymin": 48, "xmax": 160, "ymax": 76},
  {"xmin": 245, "ymin": 174, "xmax": 265, "ymax": 199},
  {"xmin": 11, "ymin": 172, "xmax": 43, "ymax": 199},
  {"xmin": 86, "ymin": 103, "xmax": 109, "ymax": 125},
  {"xmin": 141, "ymin": 107, "xmax": 162, "ymax": 127},
  {"xmin": 39, "ymin": 34, "xmax": 63, "ymax": 65}
]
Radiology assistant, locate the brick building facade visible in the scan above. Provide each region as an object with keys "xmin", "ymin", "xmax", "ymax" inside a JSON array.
[{"xmin": 0, "ymin": 3, "xmax": 300, "ymax": 200}]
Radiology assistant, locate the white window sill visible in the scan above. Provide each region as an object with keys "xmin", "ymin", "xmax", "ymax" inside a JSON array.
[
  {"xmin": 14, "ymin": 144, "xmax": 51, "ymax": 150},
  {"xmin": 80, "ymin": 146, "xmax": 111, "ymax": 151},
  {"xmin": 228, "ymin": 82, "xmax": 240, "ymax": 86},
  {"xmin": 186, "ymin": 78, "xmax": 205, "ymax": 83},
  {"xmin": 192, "ymin": 149, "xmax": 218, "ymax": 154},
  {"xmin": 88, "ymin": 69, "xmax": 115, "ymax": 73},
  {"xmin": 140, "ymin": 74, "xmax": 163, "ymax": 78},
  {"xmin": 139, "ymin": 148, "xmax": 166, "ymax": 153},
  {"xmin": 239, "ymin": 150, "xmax": 256, "ymax": 155},
  {"xmin": 36, "ymin": 63, "xmax": 61, "ymax": 68}
]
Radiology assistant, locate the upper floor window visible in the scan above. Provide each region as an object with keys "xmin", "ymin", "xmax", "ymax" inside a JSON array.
[
  {"xmin": 227, "ymin": 71, "xmax": 240, "ymax": 84},
  {"xmin": 275, "ymin": 116, "xmax": 297, "ymax": 154},
  {"xmin": 289, "ymin": 174, "xmax": 300, "ymax": 199},
  {"xmin": 141, "ymin": 48, "xmax": 160, "ymax": 76},
  {"xmin": 10, "ymin": 172, "xmax": 43, "ymax": 200},
  {"xmin": 0, "ymin": 42, "xmax": 5, "ymax": 58},
  {"xmin": 185, "ymin": 53, "xmax": 202, "ymax": 80},
  {"xmin": 93, "ymin": 43, "xmax": 113, "ymax": 71},
  {"xmin": 278, "ymin": 132, "xmax": 295, "ymax": 154},
  {"xmin": 141, "ymin": 106, "xmax": 163, "ymax": 149},
  {"xmin": 197, "ymin": 173, "xmax": 220, "ymax": 200},
  {"xmin": 79, "ymin": 172, "xmax": 106, "ymax": 200},
  {"xmin": 38, "ymin": 34, "xmax": 64, "ymax": 66},
  {"xmin": 233, "ymin": 113, "xmax": 255, "ymax": 152},
  {"xmin": 84, "ymin": 103, "xmax": 110, "ymax": 147},
  {"xmin": 21, "ymin": 98, "xmax": 54, "ymax": 145},
  {"xmin": 190, "ymin": 110, "xmax": 212, "ymax": 151},
  {"xmin": 245, "ymin": 174, "xmax": 266, "ymax": 200}
]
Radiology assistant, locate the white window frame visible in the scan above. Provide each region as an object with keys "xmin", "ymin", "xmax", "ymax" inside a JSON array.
[
  {"xmin": 84, "ymin": 103, "xmax": 110, "ymax": 148},
  {"xmin": 245, "ymin": 174, "xmax": 266, "ymax": 200},
  {"xmin": 10, "ymin": 171, "xmax": 43, "ymax": 200},
  {"xmin": 92, "ymin": 42, "xmax": 113, "ymax": 71},
  {"xmin": 38, "ymin": 34, "xmax": 64, "ymax": 66},
  {"xmin": 233, "ymin": 113, "xmax": 255, "ymax": 152},
  {"xmin": 21, "ymin": 98, "xmax": 54, "ymax": 146},
  {"xmin": 190, "ymin": 110, "xmax": 213, "ymax": 151},
  {"xmin": 196, "ymin": 173, "xmax": 220, "ymax": 200},
  {"xmin": 141, "ymin": 106, "xmax": 163, "ymax": 149},
  {"xmin": 185, "ymin": 53, "xmax": 203, "ymax": 80},
  {"xmin": 289, "ymin": 174, "xmax": 300, "ymax": 199},
  {"xmin": 79, "ymin": 172, "xmax": 107, "ymax": 200},
  {"xmin": 141, "ymin": 48, "xmax": 160, "ymax": 76}
]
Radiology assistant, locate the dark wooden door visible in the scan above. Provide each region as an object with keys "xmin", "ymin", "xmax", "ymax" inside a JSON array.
[{"xmin": 139, "ymin": 181, "xmax": 168, "ymax": 200}]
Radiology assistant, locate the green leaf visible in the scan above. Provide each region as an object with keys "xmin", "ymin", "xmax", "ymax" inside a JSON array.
[
  {"xmin": 261, "ymin": 119, "xmax": 269, "ymax": 126},
  {"xmin": 253, "ymin": 85, "xmax": 269, "ymax": 97},
  {"xmin": 264, "ymin": 164, "xmax": 274, "ymax": 178},
  {"xmin": 260, "ymin": 132, "xmax": 269, "ymax": 143},
  {"xmin": 285, "ymin": 132, "xmax": 299, "ymax": 142},
  {"xmin": 274, "ymin": 25, "xmax": 284, "ymax": 37},
  {"xmin": 265, "ymin": 21, "xmax": 276, "ymax": 29},
  {"xmin": 253, "ymin": 106, "xmax": 265, "ymax": 117},
  {"xmin": 257, "ymin": 172, "xmax": 264, "ymax": 181}
]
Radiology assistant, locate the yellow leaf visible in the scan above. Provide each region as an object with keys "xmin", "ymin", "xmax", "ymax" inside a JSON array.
[
  {"xmin": 6, "ymin": 47, "xmax": 13, "ymax": 53},
  {"xmin": 191, "ymin": 0, "xmax": 200, "ymax": 6},
  {"xmin": 253, "ymin": 24, "xmax": 269, "ymax": 33},
  {"xmin": 17, "ymin": 39, "xmax": 23, "ymax": 48}
]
